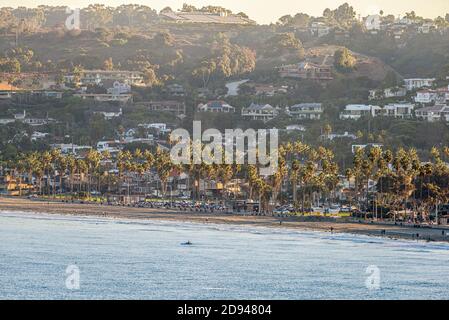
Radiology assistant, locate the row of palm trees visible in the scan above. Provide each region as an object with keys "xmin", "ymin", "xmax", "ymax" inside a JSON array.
[{"xmin": 3, "ymin": 142, "xmax": 449, "ymax": 218}]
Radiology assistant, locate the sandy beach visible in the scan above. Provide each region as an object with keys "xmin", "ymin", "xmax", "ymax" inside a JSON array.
[{"xmin": 1, "ymin": 196, "xmax": 448, "ymax": 242}]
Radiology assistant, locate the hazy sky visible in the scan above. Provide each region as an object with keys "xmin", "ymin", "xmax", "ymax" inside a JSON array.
[{"xmin": 2, "ymin": 0, "xmax": 449, "ymax": 24}]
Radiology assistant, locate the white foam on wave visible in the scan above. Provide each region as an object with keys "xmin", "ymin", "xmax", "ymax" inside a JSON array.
[{"xmin": 2, "ymin": 209, "xmax": 449, "ymax": 253}]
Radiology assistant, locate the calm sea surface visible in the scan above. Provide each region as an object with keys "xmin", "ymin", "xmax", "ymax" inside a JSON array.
[{"xmin": 1, "ymin": 211, "xmax": 449, "ymax": 299}]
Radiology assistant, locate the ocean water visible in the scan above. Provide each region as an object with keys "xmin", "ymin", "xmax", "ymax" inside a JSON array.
[{"xmin": 0, "ymin": 211, "xmax": 449, "ymax": 300}]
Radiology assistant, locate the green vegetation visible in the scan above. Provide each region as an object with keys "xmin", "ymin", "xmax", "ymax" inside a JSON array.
[{"xmin": 334, "ymin": 48, "xmax": 356, "ymax": 72}]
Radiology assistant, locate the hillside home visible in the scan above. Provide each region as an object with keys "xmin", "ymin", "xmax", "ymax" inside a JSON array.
[
  {"xmin": 161, "ymin": 10, "xmax": 255, "ymax": 25},
  {"xmin": 97, "ymin": 140, "xmax": 122, "ymax": 154},
  {"xmin": 340, "ymin": 104, "xmax": 382, "ymax": 120},
  {"xmin": 197, "ymin": 101, "xmax": 235, "ymax": 113},
  {"xmin": 241, "ymin": 103, "xmax": 279, "ymax": 122},
  {"xmin": 404, "ymin": 78, "xmax": 435, "ymax": 91},
  {"xmin": 50, "ymin": 144, "xmax": 92, "ymax": 155},
  {"xmin": 368, "ymin": 87, "xmax": 407, "ymax": 100},
  {"xmin": 415, "ymin": 86, "xmax": 449, "ymax": 104},
  {"xmin": 322, "ymin": 132, "xmax": 357, "ymax": 141},
  {"xmin": 383, "ymin": 103, "xmax": 415, "ymax": 119},
  {"xmin": 74, "ymin": 92, "xmax": 132, "ymax": 103},
  {"xmin": 138, "ymin": 123, "xmax": 172, "ymax": 135},
  {"xmin": 166, "ymin": 84, "xmax": 186, "ymax": 97},
  {"xmin": 66, "ymin": 70, "xmax": 145, "ymax": 87},
  {"xmin": 94, "ymin": 108, "xmax": 123, "ymax": 120},
  {"xmin": 310, "ymin": 22, "xmax": 331, "ymax": 37},
  {"xmin": 253, "ymin": 84, "xmax": 288, "ymax": 96},
  {"xmin": 288, "ymin": 103, "xmax": 323, "ymax": 120},
  {"xmin": 141, "ymin": 101, "xmax": 186, "ymax": 116},
  {"xmin": 279, "ymin": 62, "xmax": 333, "ymax": 80},
  {"xmin": 285, "ymin": 125, "xmax": 306, "ymax": 132},
  {"xmin": 0, "ymin": 110, "xmax": 55, "ymax": 126},
  {"xmin": 415, "ymin": 105, "xmax": 449, "ymax": 122},
  {"xmin": 107, "ymin": 81, "xmax": 131, "ymax": 95}
]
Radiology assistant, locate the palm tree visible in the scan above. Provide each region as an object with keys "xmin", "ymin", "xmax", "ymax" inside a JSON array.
[
  {"xmin": 154, "ymin": 147, "xmax": 174, "ymax": 198},
  {"xmin": 76, "ymin": 159, "xmax": 88, "ymax": 195},
  {"xmin": 50, "ymin": 149, "xmax": 62, "ymax": 198},
  {"xmin": 40, "ymin": 151, "xmax": 52, "ymax": 196},
  {"xmin": 66, "ymin": 155, "xmax": 76, "ymax": 194},
  {"xmin": 291, "ymin": 159, "xmax": 301, "ymax": 205},
  {"xmin": 86, "ymin": 149, "xmax": 101, "ymax": 196},
  {"xmin": 24, "ymin": 152, "xmax": 39, "ymax": 193},
  {"xmin": 117, "ymin": 150, "xmax": 132, "ymax": 196}
]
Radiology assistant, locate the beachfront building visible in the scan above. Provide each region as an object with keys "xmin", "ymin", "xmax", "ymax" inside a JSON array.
[
  {"xmin": 288, "ymin": 103, "xmax": 323, "ymax": 120},
  {"xmin": 383, "ymin": 103, "xmax": 415, "ymax": 119},
  {"xmin": 279, "ymin": 62, "xmax": 333, "ymax": 81},
  {"xmin": 197, "ymin": 101, "xmax": 235, "ymax": 113},
  {"xmin": 0, "ymin": 174, "xmax": 34, "ymax": 196},
  {"xmin": 241, "ymin": 103, "xmax": 279, "ymax": 122},
  {"xmin": 339, "ymin": 104, "xmax": 382, "ymax": 120},
  {"xmin": 404, "ymin": 78, "xmax": 435, "ymax": 91}
]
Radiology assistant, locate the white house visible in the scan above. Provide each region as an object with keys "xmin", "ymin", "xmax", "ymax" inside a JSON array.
[
  {"xmin": 139, "ymin": 123, "xmax": 172, "ymax": 134},
  {"xmin": 74, "ymin": 93, "xmax": 132, "ymax": 103},
  {"xmin": 322, "ymin": 132, "xmax": 357, "ymax": 141},
  {"xmin": 241, "ymin": 103, "xmax": 279, "ymax": 122},
  {"xmin": 415, "ymin": 86, "xmax": 449, "ymax": 104},
  {"xmin": 383, "ymin": 103, "xmax": 415, "ymax": 119},
  {"xmin": 340, "ymin": 104, "xmax": 382, "ymax": 120},
  {"xmin": 404, "ymin": 78, "xmax": 435, "ymax": 91},
  {"xmin": 97, "ymin": 140, "xmax": 122, "ymax": 153},
  {"xmin": 288, "ymin": 103, "xmax": 323, "ymax": 120},
  {"xmin": 51, "ymin": 144, "xmax": 92, "ymax": 155},
  {"xmin": 4, "ymin": 110, "xmax": 56, "ymax": 126},
  {"xmin": 415, "ymin": 90, "xmax": 439, "ymax": 104},
  {"xmin": 197, "ymin": 101, "xmax": 235, "ymax": 113},
  {"xmin": 68, "ymin": 70, "xmax": 145, "ymax": 86},
  {"xmin": 369, "ymin": 87, "xmax": 406, "ymax": 100},
  {"xmin": 31, "ymin": 131, "xmax": 49, "ymax": 141},
  {"xmin": 107, "ymin": 81, "xmax": 131, "ymax": 95},
  {"xmin": 94, "ymin": 108, "xmax": 123, "ymax": 120},
  {"xmin": 285, "ymin": 124, "xmax": 306, "ymax": 132}
]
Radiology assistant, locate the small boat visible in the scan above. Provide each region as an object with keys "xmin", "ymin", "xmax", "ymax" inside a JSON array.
[{"xmin": 181, "ymin": 241, "xmax": 193, "ymax": 246}]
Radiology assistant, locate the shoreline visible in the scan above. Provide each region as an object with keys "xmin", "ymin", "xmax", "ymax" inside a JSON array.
[{"xmin": 1, "ymin": 197, "xmax": 448, "ymax": 243}]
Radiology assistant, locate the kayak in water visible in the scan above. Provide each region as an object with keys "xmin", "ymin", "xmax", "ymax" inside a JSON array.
[{"xmin": 181, "ymin": 241, "xmax": 193, "ymax": 246}]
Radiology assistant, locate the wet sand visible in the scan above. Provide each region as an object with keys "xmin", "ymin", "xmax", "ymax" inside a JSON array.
[{"xmin": 1, "ymin": 197, "xmax": 448, "ymax": 242}]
